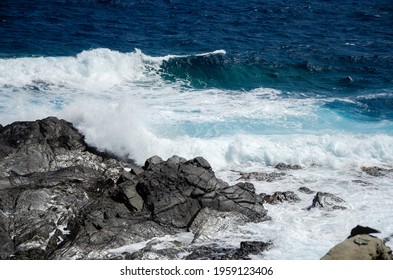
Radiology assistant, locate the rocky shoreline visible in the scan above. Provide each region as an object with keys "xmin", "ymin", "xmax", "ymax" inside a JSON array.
[{"xmin": 0, "ymin": 117, "xmax": 391, "ymax": 260}]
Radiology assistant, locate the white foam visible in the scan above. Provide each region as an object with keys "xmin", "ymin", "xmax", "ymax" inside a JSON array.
[{"xmin": 0, "ymin": 48, "xmax": 161, "ymax": 91}]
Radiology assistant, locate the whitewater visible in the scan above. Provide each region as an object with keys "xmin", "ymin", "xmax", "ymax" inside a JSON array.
[{"xmin": 1, "ymin": 48, "xmax": 393, "ymax": 259}]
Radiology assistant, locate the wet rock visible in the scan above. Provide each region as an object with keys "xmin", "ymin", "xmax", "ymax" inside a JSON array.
[
  {"xmin": 275, "ymin": 163, "xmax": 302, "ymax": 170},
  {"xmin": 0, "ymin": 117, "xmax": 270, "ymax": 260},
  {"xmin": 237, "ymin": 171, "xmax": 285, "ymax": 182},
  {"xmin": 261, "ymin": 191, "xmax": 301, "ymax": 204},
  {"xmin": 185, "ymin": 241, "xmax": 272, "ymax": 260},
  {"xmin": 189, "ymin": 208, "xmax": 251, "ymax": 243},
  {"xmin": 0, "ymin": 117, "xmax": 128, "ymax": 178},
  {"xmin": 136, "ymin": 157, "xmax": 268, "ymax": 228},
  {"xmin": 308, "ymin": 192, "xmax": 347, "ymax": 211},
  {"xmin": 0, "ymin": 118, "xmax": 175, "ymax": 259},
  {"xmin": 321, "ymin": 234, "xmax": 392, "ymax": 260},
  {"xmin": 298, "ymin": 187, "xmax": 315, "ymax": 194},
  {"xmin": 126, "ymin": 239, "xmax": 188, "ymax": 260},
  {"xmin": 239, "ymin": 241, "xmax": 272, "ymax": 255}
]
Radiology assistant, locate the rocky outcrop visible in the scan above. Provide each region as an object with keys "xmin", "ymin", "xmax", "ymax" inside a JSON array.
[
  {"xmin": 321, "ymin": 226, "xmax": 392, "ymax": 260},
  {"xmin": 0, "ymin": 117, "xmax": 269, "ymax": 260},
  {"xmin": 189, "ymin": 208, "xmax": 252, "ymax": 243},
  {"xmin": 136, "ymin": 156, "xmax": 268, "ymax": 228}
]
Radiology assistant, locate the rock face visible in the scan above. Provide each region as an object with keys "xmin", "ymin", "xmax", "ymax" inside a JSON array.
[
  {"xmin": 321, "ymin": 234, "xmax": 392, "ymax": 260},
  {"xmin": 189, "ymin": 208, "xmax": 251, "ymax": 243},
  {"xmin": 137, "ymin": 156, "xmax": 268, "ymax": 229},
  {"xmin": 0, "ymin": 117, "xmax": 269, "ymax": 260}
]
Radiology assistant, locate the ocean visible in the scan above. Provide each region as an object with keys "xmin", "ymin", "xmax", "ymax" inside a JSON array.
[{"xmin": 1, "ymin": 0, "xmax": 393, "ymax": 259}]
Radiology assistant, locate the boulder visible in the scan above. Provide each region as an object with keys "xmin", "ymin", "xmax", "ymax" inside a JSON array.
[
  {"xmin": 261, "ymin": 191, "xmax": 301, "ymax": 204},
  {"xmin": 321, "ymin": 234, "xmax": 392, "ymax": 260},
  {"xmin": 136, "ymin": 156, "xmax": 269, "ymax": 228}
]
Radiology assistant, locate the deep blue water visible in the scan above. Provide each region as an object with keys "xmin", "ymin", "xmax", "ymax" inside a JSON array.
[{"xmin": 1, "ymin": 0, "xmax": 393, "ymax": 124}]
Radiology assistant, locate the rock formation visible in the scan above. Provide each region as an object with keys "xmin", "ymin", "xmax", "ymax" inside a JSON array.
[
  {"xmin": 0, "ymin": 117, "xmax": 269, "ymax": 259},
  {"xmin": 321, "ymin": 225, "xmax": 392, "ymax": 260}
]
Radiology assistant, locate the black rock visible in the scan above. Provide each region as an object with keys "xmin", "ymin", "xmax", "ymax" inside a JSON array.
[
  {"xmin": 348, "ymin": 225, "xmax": 381, "ymax": 239},
  {"xmin": 261, "ymin": 191, "xmax": 301, "ymax": 204},
  {"xmin": 136, "ymin": 156, "xmax": 268, "ymax": 228},
  {"xmin": 0, "ymin": 117, "xmax": 271, "ymax": 260}
]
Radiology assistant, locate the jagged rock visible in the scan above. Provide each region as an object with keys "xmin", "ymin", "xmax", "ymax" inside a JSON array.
[
  {"xmin": 239, "ymin": 241, "xmax": 273, "ymax": 255},
  {"xmin": 0, "ymin": 118, "xmax": 175, "ymax": 259},
  {"xmin": 237, "ymin": 171, "xmax": 285, "ymax": 182},
  {"xmin": 261, "ymin": 191, "xmax": 301, "ymax": 204},
  {"xmin": 321, "ymin": 234, "xmax": 392, "ymax": 260},
  {"xmin": 275, "ymin": 163, "xmax": 302, "ymax": 170},
  {"xmin": 298, "ymin": 187, "xmax": 315, "ymax": 194},
  {"xmin": 308, "ymin": 192, "xmax": 347, "ymax": 210},
  {"xmin": 189, "ymin": 208, "xmax": 251, "ymax": 243},
  {"xmin": 136, "ymin": 157, "xmax": 268, "ymax": 228},
  {"xmin": 116, "ymin": 173, "xmax": 144, "ymax": 212},
  {"xmin": 0, "ymin": 117, "xmax": 271, "ymax": 260},
  {"xmin": 0, "ymin": 117, "xmax": 128, "ymax": 178}
]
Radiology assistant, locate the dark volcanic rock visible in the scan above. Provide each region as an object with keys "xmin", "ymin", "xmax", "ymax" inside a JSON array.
[
  {"xmin": 308, "ymin": 192, "xmax": 347, "ymax": 211},
  {"xmin": 189, "ymin": 207, "xmax": 251, "ymax": 243},
  {"xmin": 261, "ymin": 191, "xmax": 301, "ymax": 204},
  {"xmin": 0, "ymin": 118, "xmax": 175, "ymax": 259},
  {"xmin": 0, "ymin": 117, "xmax": 269, "ymax": 260},
  {"xmin": 136, "ymin": 156, "xmax": 268, "ymax": 228}
]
